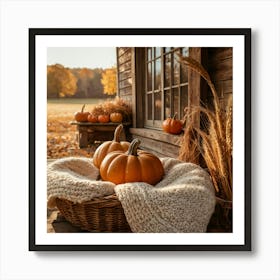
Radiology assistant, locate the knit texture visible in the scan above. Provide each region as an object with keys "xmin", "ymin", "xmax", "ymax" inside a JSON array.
[
  {"xmin": 47, "ymin": 157, "xmax": 216, "ymax": 232},
  {"xmin": 47, "ymin": 157, "xmax": 115, "ymax": 208},
  {"xmin": 115, "ymin": 157, "xmax": 216, "ymax": 232}
]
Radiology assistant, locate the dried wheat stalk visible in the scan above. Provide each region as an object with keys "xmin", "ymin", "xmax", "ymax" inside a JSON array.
[
  {"xmin": 177, "ymin": 55, "xmax": 232, "ymax": 201},
  {"xmin": 178, "ymin": 55, "xmax": 225, "ymax": 141}
]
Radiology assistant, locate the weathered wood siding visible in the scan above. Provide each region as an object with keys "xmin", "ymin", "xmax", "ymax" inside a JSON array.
[
  {"xmin": 116, "ymin": 48, "xmax": 133, "ymax": 103},
  {"xmin": 206, "ymin": 47, "xmax": 233, "ymax": 107},
  {"xmin": 130, "ymin": 128, "xmax": 182, "ymax": 158}
]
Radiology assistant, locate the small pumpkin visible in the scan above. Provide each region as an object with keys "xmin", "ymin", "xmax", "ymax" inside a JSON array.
[
  {"xmin": 98, "ymin": 114, "xmax": 110, "ymax": 123},
  {"xmin": 74, "ymin": 104, "xmax": 90, "ymax": 122},
  {"xmin": 87, "ymin": 114, "xmax": 98, "ymax": 123},
  {"xmin": 93, "ymin": 124, "xmax": 130, "ymax": 168},
  {"xmin": 100, "ymin": 138, "xmax": 164, "ymax": 185},
  {"xmin": 162, "ymin": 113, "xmax": 183, "ymax": 134},
  {"xmin": 110, "ymin": 112, "xmax": 123, "ymax": 123}
]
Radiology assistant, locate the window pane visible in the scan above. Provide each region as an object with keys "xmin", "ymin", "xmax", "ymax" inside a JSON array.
[
  {"xmin": 164, "ymin": 54, "xmax": 171, "ymax": 87},
  {"xmin": 173, "ymin": 51, "xmax": 180, "ymax": 85},
  {"xmin": 182, "ymin": 47, "xmax": 189, "ymax": 57},
  {"xmin": 181, "ymin": 48, "xmax": 189, "ymax": 83},
  {"xmin": 147, "ymin": 48, "xmax": 152, "ymax": 61},
  {"xmin": 155, "ymin": 58, "xmax": 161, "ymax": 90},
  {"xmin": 147, "ymin": 94, "xmax": 152, "ymax": 120},
  {"xmin": 181, "ymin": 64, "xmax": 188, "ymax": 83},
  {"xmin": 180, "ymin": 85, "xmax": 188, "ymax": 119},
  {"xmin": 145, "ymin": 47, "xmax": 189, "ymax": 127},
  {"xmin": 164, "ymin": 89, "xmax": 171, "ymax": 118},
  {"xmin": 154, "ymin": 92, "xmax": 162, "ymax": 120},
  {"xmin": 155, "ymin": 47, "xmax": 161, "ymax": 58},
  {"xmin": 172, "ymin": 88, "xmax": 179, "ymax": 116},
  {"xmin": 147, "ymin": 62, "xmax": 153, "ymax": 91}
]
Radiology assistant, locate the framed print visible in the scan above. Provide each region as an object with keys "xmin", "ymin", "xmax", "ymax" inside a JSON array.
[{"xmin": 29, "ymin": 28, "xmax": 251, "ymax": 251}]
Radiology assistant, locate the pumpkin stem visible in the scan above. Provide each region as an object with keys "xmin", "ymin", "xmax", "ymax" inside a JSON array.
[
  {"xmin": 81, "ymin": 104, "xmax": 85, "ymax": 113},
  {"xmin": 173, "ymin": 112, "xmax": 178, "ymax": 120},
  {"xmin": 127, "ymin": 138, "xmax": 141, "ymax": 156},
  {"xmin": 113, "ymin": 124, "xmax": 123, "ymax": 142}
]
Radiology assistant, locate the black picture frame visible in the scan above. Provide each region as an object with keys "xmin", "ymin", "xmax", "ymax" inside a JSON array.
[{"xmin": 29, "ymin": 28, "xmax": 251, "ymax": 251}]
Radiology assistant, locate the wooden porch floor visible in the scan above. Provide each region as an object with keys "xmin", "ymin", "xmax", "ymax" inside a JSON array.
[
  {"xmin": 47, "ymin": 208, "xmax": 231, "ymax": 233},
  {"xmin": 48, "ymin": 208, "xmax": 89, "ymax": 233}
]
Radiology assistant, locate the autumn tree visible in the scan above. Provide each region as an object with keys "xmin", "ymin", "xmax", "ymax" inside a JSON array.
[
  {"xmin": 89, "ymin": 68, "xmax": 104, "ymax": 98},
  {"xmin": 71, "ymin": 68, "xmax": 104, "ymax": 98},
  {"xmin": 47, "ymin": 64, "xmax": 77, "ymax": 98},
  {"xmin": 77, "ymin": 68, "xmax": 94, "ymax": 97},
  {"xmin": 101, "ymin": 67, "xmax": 117, "ymax": 95},
  {"xmin": 47, "ymin": 64, "xmax": 116, "ymax": 99}
]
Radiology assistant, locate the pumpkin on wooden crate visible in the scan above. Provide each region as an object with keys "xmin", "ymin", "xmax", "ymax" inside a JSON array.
[
  {"xmin": 87, "ymin": 113, "xmax": 98, "ymax": 123},
  {"xmin": 110, "ymin": 112, "xmax": 123, "ymax": 123},
  {"xmin": 93, "ymin": 124, "xmax": 130, "ymax": 168},
  {"xmin": 162, "ymin": 113, "xmax": 183, "ymax": 134},
  {"xmin": 97, "ymin": 114, "xmax": 110, "ymax": 123},
  {"xmin": 100, "ymin": 138, "xmax": 164, "ymax": 185},
  {"xmin": 74, "ymin": 104, "xmax": 90, "ymax": 122}
]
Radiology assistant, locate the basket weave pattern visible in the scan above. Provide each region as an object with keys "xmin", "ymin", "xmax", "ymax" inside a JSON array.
[{"xmin": 55, "ymin": 194, "xmax": 131, "ymax": 232}]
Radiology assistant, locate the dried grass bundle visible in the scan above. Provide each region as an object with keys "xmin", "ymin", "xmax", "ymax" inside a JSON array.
[
  {"xmin": 178, "ymin": 55, "xmax": 232, "ymax": 202},
  {"xmin": 91, "ymin": 104, "xmax": 105, "ymax": 116},
  {"xmin": 91, "ymin": 97, "xmax": 132, "ymax": 122},
  {"xmin": 179, "ymin": 111, "xmax": 200, "ymax": 165}
]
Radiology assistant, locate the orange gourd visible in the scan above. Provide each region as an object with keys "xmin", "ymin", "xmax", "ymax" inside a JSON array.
[
  {"xmin": 93, "ymin": 124, "xmax": 130, "ymax": 168},
  {"xmin": 110, "ymin": 112, "xmax": 123, "ymax": 123},
  {"xmin": 98, "ymin": 114, "xmax": 110, "ymax": 123},
  {"xmin": 162, "ymin": 113, "xmax": 183, "ymax": 134},
  {"xmin": 87, "ymin": 114, "xmax": 98, "ymax": 123},
  {"xmin": 100, "ymin": 138, "xmax": 164, "ymax": 185},
  {"xmin": 74, "ymin": 104, "xmax": 90, "ymax": 122}
]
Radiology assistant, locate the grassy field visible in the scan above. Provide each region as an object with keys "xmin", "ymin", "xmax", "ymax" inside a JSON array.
[
  {"xmin": 47, "ymin": 97, "xmax": 108, "ymax": 104},
  {"xmin": 47, "ymin": 98, "xmax": 109, "ymax": 159}
]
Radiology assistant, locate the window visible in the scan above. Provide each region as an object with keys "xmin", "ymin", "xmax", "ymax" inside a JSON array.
[{"xmin": 145, "ymin": 47, "xmax": 189, "ymax": 129}]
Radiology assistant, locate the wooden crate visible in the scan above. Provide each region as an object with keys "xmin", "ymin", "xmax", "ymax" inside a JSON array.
[{"xmin": 71, "ymin": 122, "xmax": 131, "ymax": 148}]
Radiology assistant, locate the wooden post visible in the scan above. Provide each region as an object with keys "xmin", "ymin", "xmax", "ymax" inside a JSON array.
[
  {"xmin": 78, "ymin": 126, "xmax": 88, "ymax": 148},
  {"xmin": 188, "ymin": 47, "xmax": 202, "ymax": 128},
  {"xmin": 132, "ymin": 48, "xmax": 146, "ymax": 128}
]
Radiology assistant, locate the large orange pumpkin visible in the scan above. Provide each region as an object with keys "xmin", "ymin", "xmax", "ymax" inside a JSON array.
[
  {"xmin": 74, "ymin": 104, "xmax": 90, "ymax": 122},
  {"xmin": 162, "ymin": 113, "xmax": 183, "ymax": 134},
  {"xmin": 100, "ymin": 138, "xmax": 164, "ymax": 185},
  {"xmin": 93, "ymin": 124, "xmax": 130, "ymax": 168}
]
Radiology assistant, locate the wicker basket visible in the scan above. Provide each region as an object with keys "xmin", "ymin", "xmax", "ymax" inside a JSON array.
[{"xmin": 55, "ymin": 194, "xmax": 132, "ymax": 233}]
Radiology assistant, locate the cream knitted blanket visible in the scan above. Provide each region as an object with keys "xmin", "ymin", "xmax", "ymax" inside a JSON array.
[
  {"xmin": 47, "ymin": 157, "xmax": 216, "ymax": 232},
  {"xmin": 47, "ymin": 157, "xmax": 115, "ymax": 208}
]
